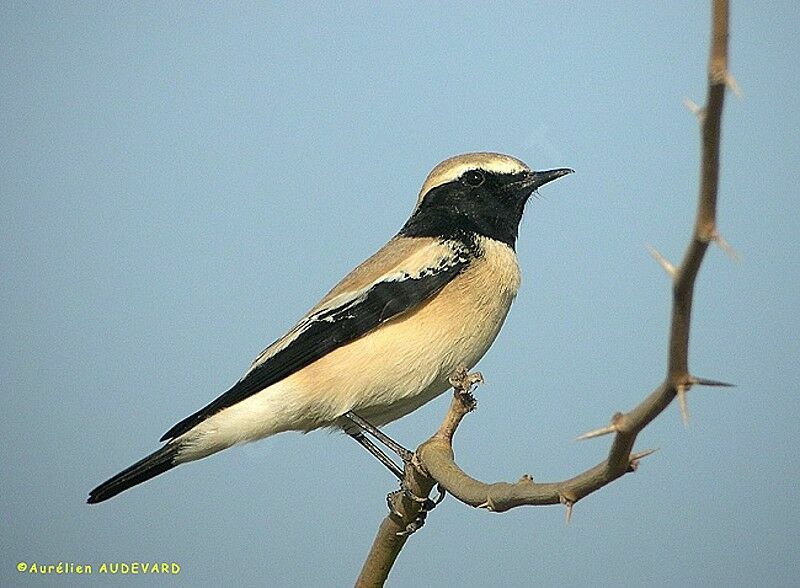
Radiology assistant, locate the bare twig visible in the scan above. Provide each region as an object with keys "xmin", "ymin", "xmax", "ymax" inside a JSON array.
[
  {"xmin": 406, "ymin": 0, "xmax": 728, "ymax": 511},
  {"xmin": 356, "ymin": 1, "xmax": 732, "ymax": 584},
  {"xmin": 354, "ymin": 459, "xmax": 436, "ymax": 588},
  {"xmin": 414, "ymin": 0, "xmax": 731, "ymax": 516}
]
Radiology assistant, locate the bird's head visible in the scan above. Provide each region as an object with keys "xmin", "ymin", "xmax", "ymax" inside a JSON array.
[{"xmin": 402, "ymin": 152, "xmax": 573, "ymax": 248}]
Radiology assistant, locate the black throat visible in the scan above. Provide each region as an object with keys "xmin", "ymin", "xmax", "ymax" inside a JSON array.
[{"xmin": 398, "ymin": 172, "xmax": 532, "ymax": 249}]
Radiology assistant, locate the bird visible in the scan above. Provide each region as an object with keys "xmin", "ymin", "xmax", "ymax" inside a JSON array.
[{"xmin": 87, "ymin": 152, "xmax": 572, "ymax": 504}]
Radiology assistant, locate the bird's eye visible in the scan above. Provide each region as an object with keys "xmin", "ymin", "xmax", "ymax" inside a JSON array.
[{"xmin": 463, "ymin": 170, "xmax": 485, "ymax": 187}]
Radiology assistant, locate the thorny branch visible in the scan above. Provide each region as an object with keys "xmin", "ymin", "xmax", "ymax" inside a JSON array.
[{"xmin": 356, "ymin": 1, "xmax": 733, "ymax": 586}]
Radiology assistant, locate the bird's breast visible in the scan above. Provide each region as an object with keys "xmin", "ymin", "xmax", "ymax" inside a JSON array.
[{"xmin": 289, "ymin": 236, "xmax": 521, "ymax": 426}]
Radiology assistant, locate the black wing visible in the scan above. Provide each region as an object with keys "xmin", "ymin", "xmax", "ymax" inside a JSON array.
[{"xmin": 160, "ymin": 247, "xmax": 471, "ymax": 441}]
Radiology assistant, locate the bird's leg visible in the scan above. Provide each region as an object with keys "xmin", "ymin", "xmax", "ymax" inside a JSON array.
[
  {"xmin": 344, "ymin": 411, "xmax": 414, "ymax": 463},
  {"xmin": 347, "ymin": 431, "xmax": 404, "ymax": 480},
  {"xmin": 344, "ymin": 411, "xmax": 447, "ymax": 530}
]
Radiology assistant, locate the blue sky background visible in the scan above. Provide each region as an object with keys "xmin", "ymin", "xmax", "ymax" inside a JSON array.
[{"xmin": 2, "ymin": 2, "xmax": 798, "ymax": 586}]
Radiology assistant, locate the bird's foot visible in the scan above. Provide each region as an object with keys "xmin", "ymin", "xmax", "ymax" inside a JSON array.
[{"xmin": 388, "ymin": 484, "xmax": 447, "ymax": 536}]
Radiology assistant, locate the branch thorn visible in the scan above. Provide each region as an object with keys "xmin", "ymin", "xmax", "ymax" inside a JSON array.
[
  {"xmin": 477, "ymin": 496, "xmax": 496, "ymax": 512},
  {"xmin": 628, "ymin": 448, "xmax": 659, "ymax": 471},
  {"xmin": 682, "ymin": 97, "xmax": 705, "ymax": 121},
  {"xmin": 576, "ymin": 425, "xmax": 616, "ymax": 441},
  {"xmin": 559, "ymin": 494, "xmax": 574, "ymax": 524},
  {"xmin": 576, "ymin": 412, "xmax": 624, "ymax": 441},
  {"xmin": 711, "ymin": 230, "xmax": 740, "ymax": 261},
  {"xmin": 692, "ymin": 377, "xmax": 735, "ymax": 388},
  {"xmin": 647, "ymin": 245, "xmax": 676, "ymax": 277},
  {"xmin": 724, "ymin": 71, "xmax": 743, "ymax": 97},
  {"xmin": 677, "ymin": 383, "xmax": 690, "ymax": 426}
]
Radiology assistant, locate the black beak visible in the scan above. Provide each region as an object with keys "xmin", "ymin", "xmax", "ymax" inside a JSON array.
[{"xmin": 522, "ymin": 168, "xmax": 574, "ymax": 190}]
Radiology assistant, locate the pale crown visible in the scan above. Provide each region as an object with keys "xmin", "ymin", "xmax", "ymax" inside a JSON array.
[{"xmin": 416, "ymin": 152, "xmax": 530, "ymax": 207}]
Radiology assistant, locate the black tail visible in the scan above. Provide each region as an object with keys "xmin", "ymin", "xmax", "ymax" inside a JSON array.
[{"xmin": 87, "ymin": 443, "xmax": 180, "ymax": 504}]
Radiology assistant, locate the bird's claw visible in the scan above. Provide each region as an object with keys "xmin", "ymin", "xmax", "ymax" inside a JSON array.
[
  {"xmin": 396, "ymin": 512, "xmax": 428, "ymax": 536},
  {"xmin": 433, "ymin": 483, "xmax": 447, "ymax": 506},
  {"xmin": 388, "ymin": 484, "xmax": 447, "ymax": 536},
  {"xmin": 386, "ymin": 491, "xmax": 404, "ymax": 518}
]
